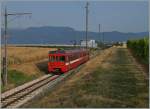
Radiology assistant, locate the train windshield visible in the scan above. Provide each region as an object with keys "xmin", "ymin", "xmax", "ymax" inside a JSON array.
[
  {"xmin": 49, "ymin": 56, "xmax": 65, "ymax": 62},
  {"xmin": 50, "ymin": 56, "xmax": 55, "ymax": 62}
]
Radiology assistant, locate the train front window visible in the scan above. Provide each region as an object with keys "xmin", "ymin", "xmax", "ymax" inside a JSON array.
[
  {"xmin": 50, "ymin": 56, "xmax": 55, "ymax": 62},
  {"xmin": 49, "ymin": 56, "xmax": 51, "ymax": 61},
  {"xmin": 60, "ymin": 56, "xmax": 65, "ymax": 62},
  {"xmin": 56, "ymin": 56, "xmax": 59, "ymax": 62}
]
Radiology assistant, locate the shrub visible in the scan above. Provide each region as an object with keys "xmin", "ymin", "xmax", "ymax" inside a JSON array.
[{"xmin": 127, "ymin": 37, "xmax": 149, "ymax": 64}]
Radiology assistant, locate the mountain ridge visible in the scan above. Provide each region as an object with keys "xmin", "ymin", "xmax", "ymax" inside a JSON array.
[{"xmin": 1, "ymin": 26, "xmax": 149, "ymax": 44}]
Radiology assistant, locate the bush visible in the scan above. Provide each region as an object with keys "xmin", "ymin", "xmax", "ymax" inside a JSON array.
[
  {"xmin": 2, "ymin": 70, "xmax": 38, "ymax": 92},
  {"xmin": 127, "ymin": 37, "xmax": 149, "ymax": 64}
]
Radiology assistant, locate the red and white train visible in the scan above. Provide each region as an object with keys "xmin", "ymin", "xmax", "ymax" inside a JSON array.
[{"xmin": 48, "ymin": 49, "xmax": 89, "ymax": 73}]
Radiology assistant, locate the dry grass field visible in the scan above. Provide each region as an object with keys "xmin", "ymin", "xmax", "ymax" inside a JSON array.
[
  {"xmin": 1, "ymin": 46, "xmax": 57, "ymax": 75},
  {"xmin": 2, "ymin": 47, "xmax": 56, "ymax": 65}
]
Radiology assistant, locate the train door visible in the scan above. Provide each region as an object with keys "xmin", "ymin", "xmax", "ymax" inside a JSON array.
[
  {"xmin": 68, "ymin": 55, "xmax": 71, "ymax": 70},
  {"xmin": 65, "ymin": 55, "xmax": 69, "ymax": 71}
]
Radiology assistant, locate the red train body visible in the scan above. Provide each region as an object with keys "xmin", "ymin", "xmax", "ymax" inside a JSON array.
[{"xmin": 48, "ymin": 49, "xmax": 89, "ymax": 73}]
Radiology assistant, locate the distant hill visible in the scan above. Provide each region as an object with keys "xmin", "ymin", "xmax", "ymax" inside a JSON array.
[{"xmin": 1, "ymin": 26, "xmax": 149, "ymax": 44}]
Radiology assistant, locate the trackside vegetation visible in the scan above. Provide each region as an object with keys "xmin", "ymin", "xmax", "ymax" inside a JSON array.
[
  {"xmin": 1, "ymin": 70, "xmax": 38, "ymax": 92},
  {"xmin": 127, "ymin": 37, "xmax": 149, "ymax": 64}
]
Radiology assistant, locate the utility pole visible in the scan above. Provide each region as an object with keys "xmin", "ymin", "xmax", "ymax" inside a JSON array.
[
  {"xmin": 2, "ymin": 8, "xmax": 8, "ymax": 86},
  {"xmin": 103, "ymin": 32, "xmax": 104, "ymax": 43},
  {"xmin": 98, "ymin": 24, "xmax": 101, "ymax": 47},
  {"xmin": 99, "ymin": 24, "xmax": 101, "ymax": 41},
  {"xmin": 2, "ymin": 7, "xmax": 31, "ymax": 86},
  {"xmin": 102, "ymin": 32, "xmax": 104, "ymax": 48},
  {"xmin": 85, "ymin": 2, "xmax": 89, "ymax": 49}
]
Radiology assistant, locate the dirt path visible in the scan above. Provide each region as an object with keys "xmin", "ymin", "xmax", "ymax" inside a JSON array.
[{"xmin": 24, "ymin": 47, "xmax": 149, "ymax": 108}]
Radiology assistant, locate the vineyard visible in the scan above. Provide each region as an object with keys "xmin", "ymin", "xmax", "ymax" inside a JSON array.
[{"xmin": 127, "ymin": 37, "xmax": 149, "ymax": 64}]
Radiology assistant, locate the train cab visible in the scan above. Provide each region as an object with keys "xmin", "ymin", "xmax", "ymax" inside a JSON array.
[{"xmin": 48, "ymin": 51, "xmax": 68, "ymax": 73}]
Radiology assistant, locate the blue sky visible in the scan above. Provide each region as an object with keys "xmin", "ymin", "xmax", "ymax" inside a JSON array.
[{"xmin": 1, "ymin": 1, "xmax": 149, "ymax": 33}]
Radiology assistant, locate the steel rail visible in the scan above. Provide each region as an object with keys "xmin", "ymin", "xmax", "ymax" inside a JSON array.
[
  {"xmin": 1, "ymin": 75, "xmax": 59, "ymax": 108},
  {"xmin": 1, "ymin": 75, "xmax": 52, "ymax": 101}
]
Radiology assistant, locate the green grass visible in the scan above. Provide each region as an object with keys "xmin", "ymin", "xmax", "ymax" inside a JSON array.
[
  {"xmin": 77, "ymin": 48, "xmax": 148, "ymax": 108},
  {"xmin": 1, "ymin": 70, "xmax": 38, "ymax": 92},
  {"xmin": 24, "ymin": 48, "xmax": 149, "ymax": 108}
]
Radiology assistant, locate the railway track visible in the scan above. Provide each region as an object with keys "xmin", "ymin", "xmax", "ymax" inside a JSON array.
[
  {"xmin": 1, "ymin": 74, "xmax": 65, "ymax": 108},
  {"xmin": 1, "ymin": 75, "xmax": 59, "ymax": 108},
  {"xmin": 1, "ymin": 64, "xmax": 82, "ymax": 108}
]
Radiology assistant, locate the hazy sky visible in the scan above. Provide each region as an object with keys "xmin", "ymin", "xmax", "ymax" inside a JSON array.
[{"xmin": 1, "ymin": 1, "xmax": 149, "ymax": 33}]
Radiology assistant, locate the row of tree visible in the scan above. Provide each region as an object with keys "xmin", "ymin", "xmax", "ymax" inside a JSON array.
[{"xmin": 127, "ymin": 37, "xmax": 149, "ymax": 64}]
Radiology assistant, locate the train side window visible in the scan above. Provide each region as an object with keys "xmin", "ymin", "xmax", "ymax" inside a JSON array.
[
  {"xmin": 70, "ymin": 55, "xmax": 72, "ymax": 61},
  {"xmin": 70, "ymin": 56, "xmax": 72, "ymax": 61},
  {"xmin": 60, "ymin": 56, "xmax": 65, "ymax": 62},
  {"xmin": 75, "ymin": 54, "xmax": 77, "ymax": 59},
  {"xmin": 68, "ymin": 56, "xmax": 70, "ymax": 62}
]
